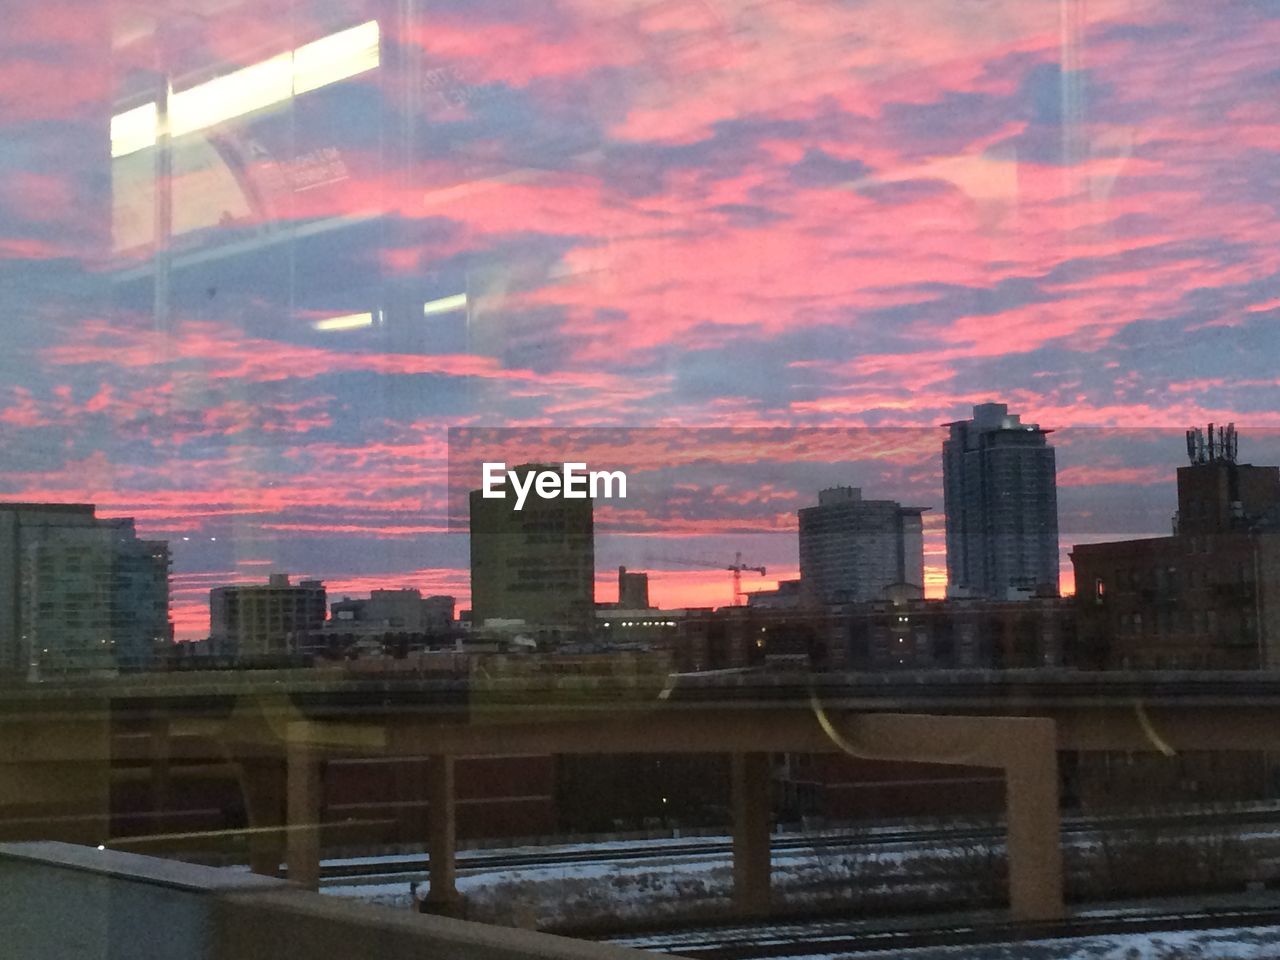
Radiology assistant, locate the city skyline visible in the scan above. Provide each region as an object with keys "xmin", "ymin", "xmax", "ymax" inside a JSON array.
[
  {"xmin": 7, "ymin": 3, "xmax": 1280, "ymax": 951},
  {"xmin": 5, "ymin": 2, "xmax": 1280, "ymax": 638},
  {"xmin": 7, "ymin": 418, "xmax": 1274, "ymax": 641}
]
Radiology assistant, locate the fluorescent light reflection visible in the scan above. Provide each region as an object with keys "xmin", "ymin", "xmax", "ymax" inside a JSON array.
[
  {"xmin": 312, "ymin": 312, "xmax": 374, "ymax": 332},
  {"xmin": 110, "ymin": 20, "xmax": 380, "ymax": 155},
  {"xmin": 110, "ymin": 103, "xmax": 158, "ymax": 158},
  {"xmin": 293, "ymin": 21, "xmax": 381, "ymax": 95},
  {"xmin": 170, "ymin": 53, "xmax": 292, "ymax": 138},
  {"xmin": 423, "ymin": 293, "xmax": 468, "ymax": 317}
]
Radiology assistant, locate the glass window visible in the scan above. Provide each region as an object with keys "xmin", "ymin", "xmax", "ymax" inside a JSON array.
[{"xmin": 3, "ymin": 0, "xmax": 1280, "ymax": 953}]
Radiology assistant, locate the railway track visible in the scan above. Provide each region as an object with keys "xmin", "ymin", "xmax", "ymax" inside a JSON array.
[
  {"xmin": 319, "ymin": 805, "xmax": 1280, "ymax": 885},
  {"xmin": 627, "ymin": 907, "xmax": 1280, "ymax": 959}
]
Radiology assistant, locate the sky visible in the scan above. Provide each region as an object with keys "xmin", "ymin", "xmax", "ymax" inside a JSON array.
[{"xmin": 3, "ymin": 0, "xmax": 1280, "ymax": 637}]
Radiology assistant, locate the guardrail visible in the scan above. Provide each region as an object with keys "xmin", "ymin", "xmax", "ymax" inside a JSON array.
[{"xmin": 0, "ymin": 841, "xmax": 658, "ymax": 960}]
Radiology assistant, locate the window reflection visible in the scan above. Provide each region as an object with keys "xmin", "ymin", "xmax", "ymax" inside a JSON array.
[{"xmin": 3, "ymin": 0, "xmax": 1280, "ymax": 955}]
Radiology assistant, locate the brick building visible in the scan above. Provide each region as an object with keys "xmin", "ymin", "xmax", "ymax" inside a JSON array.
[
  {"xmin": 1070, "ymin": 433, "xmax": 1280, "ymax": 670},
  {"xmin": 845, "ymin": 595, "xmax": 1073, "ymax": 670}
]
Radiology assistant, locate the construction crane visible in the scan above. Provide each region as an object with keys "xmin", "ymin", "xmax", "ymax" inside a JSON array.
[{"xmin": 650, "ymin": 551, "xmax": 767, "ymax": 607}]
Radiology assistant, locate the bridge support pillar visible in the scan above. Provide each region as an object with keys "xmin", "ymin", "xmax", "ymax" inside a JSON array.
[
  {"xmin": 1005, "ymin": 721, "xmax": 1063, "ymax": 922},
  {"xmin": 149, "ymin": 713, "xmax": 172, "ymax": 832},
  {"xmin": 240, "ymin": 757, "xmax": 286, "ymax": 878},
  {"xmin": 812, "ymin": 712, "xmax": 1064, "ymax": 923},
  {"xmin": 731, "ymin": 752, "xmax": 771, "ymax": 916},
  {"xmin": 285, "ymin": 737, "xmax": 322, "ymax": 891},
  {"xmin": 424, "ymin": 754, "xmax": 460, "ymax": 913}
]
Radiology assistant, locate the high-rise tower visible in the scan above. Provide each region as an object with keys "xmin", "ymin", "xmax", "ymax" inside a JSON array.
[{"xmin": 943, "ymin": 403, "xmax": 1059, "ymax": 598}]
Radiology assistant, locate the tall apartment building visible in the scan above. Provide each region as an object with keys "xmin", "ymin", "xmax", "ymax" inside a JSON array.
[
  {"xmin": 210, "ymin": 573, "xmax": 326, "ymax": 657},
  {"xmin": 0, "ymin": 503, "xmax": 171, "ymax": 676},
  {"xmin": 943, "ymin": 403, "xmax": 1060, "ymax": 599},
  {"xmin": 469, "ymin": 464, "xmax": 594, "ymax": 633},
  {"xmin": 798, "ymin": 487, "xmax": 926, "ymax": 605}
]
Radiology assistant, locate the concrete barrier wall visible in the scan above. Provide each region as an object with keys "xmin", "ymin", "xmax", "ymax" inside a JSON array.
[{"xmin": 0, "ymin": 842, "xmax": 655, "ymax": 960}]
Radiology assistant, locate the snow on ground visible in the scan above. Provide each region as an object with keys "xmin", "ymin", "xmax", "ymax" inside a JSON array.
[
  {"xmin": 321, "ymin": 836, "xmax": 971, "ymax": 928},
  {"xmin": 323, "ymin": 844, "xmax": 827, "ymax": 911},
  {"xmin": 319, "ymin": 819, "xmax": 1280, "ymax": 935},
  {"xmin": 795, "ymin": 925, "xmax": 1280, "ymax": 960}
]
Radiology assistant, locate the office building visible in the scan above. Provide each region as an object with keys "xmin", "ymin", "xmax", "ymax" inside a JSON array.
[
  {"xmin": 0, "ymin": 503, "xmax": 170, "ymax": 676},
  {"xmin": 210, "ymin": 574, "xmax": 326, "ymax": 658},
  {"xmin": 469, "ymin": 464, "xmax": 595, "ymax": 633},
  {"xmin": 943, "ymin": 402, "xmax": 1060, "ymax": 598},
  {"xmin": 616, "ymin": 567, "xmax": 650, "ymax": 609},
  {"xmin": 798, "ymin": 487, "xmax": 926, "ymax": 605}
]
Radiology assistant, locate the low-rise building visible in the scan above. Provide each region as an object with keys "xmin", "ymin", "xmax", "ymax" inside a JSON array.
[
  {"xmin": 665, "ymin": 598, "xmax": 1072, "ymax": 673},
  {"xmin": 747, "ymin": 579, "xmax": 802, "ymax": 610},
  {"xmin": 209, "ymin": 574, "xmax": 326, "ymax": 658},
  {"xmin": 1071, "ymin": 533, "xmax": 1280, "ymax": 669},
  {"xmin": 330, "ymin": 589, "xmax": 455, "ymax": 633},
  {"xmin": 845, "ymin": 595, "xmax": 1073, "ymax": 670}
]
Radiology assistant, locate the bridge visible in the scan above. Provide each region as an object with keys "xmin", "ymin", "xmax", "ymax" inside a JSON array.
[{"xmin": 4, "ymin": 667, "xmax": 1280, "ymax": 926}]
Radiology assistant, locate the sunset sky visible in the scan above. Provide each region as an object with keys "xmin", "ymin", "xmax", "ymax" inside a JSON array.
[{"xmin": 3, "ymin": 0, "xmax": 1280, "ymax": 637}]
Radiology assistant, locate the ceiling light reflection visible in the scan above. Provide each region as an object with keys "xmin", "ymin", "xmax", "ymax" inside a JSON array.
[
  {"xmin": 169, "ymin": 53, "xmax": 293, "ymax": 138},
  {"xmin": 422, "ymin": 293, "xmax": 468, "ymax": 317},
  {"xmin": 312, "ymin": 312, "xmax": 374, "ymax": 332},
  {"xmin": 293, "ymin": 20, "xmax": 381, "ymax": 95},
  {"xmin": 110, "ymin": 102, "xmax": 158, "ymax": 158},
  {"xmin": 110, "ymin": 20, "xmax": 380, "ymax": 154}
]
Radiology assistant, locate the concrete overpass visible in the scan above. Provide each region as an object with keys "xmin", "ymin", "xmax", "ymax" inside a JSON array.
[{"xmin": 4, "ymin": 667, "xmax": 1280, "ymax": 925}]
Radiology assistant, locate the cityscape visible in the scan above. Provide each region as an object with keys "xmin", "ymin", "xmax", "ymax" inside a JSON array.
[
  {"xmin": 7, "ymin": 404, "xmax": 1277, "ymax": 678},
  {"xmin": 7, "ymin": 0, "xmax": 1280, "ymax": 958},
  {"xmin": 4, "ymin": 404, "xmax": 1280, "ymax": 953}
]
